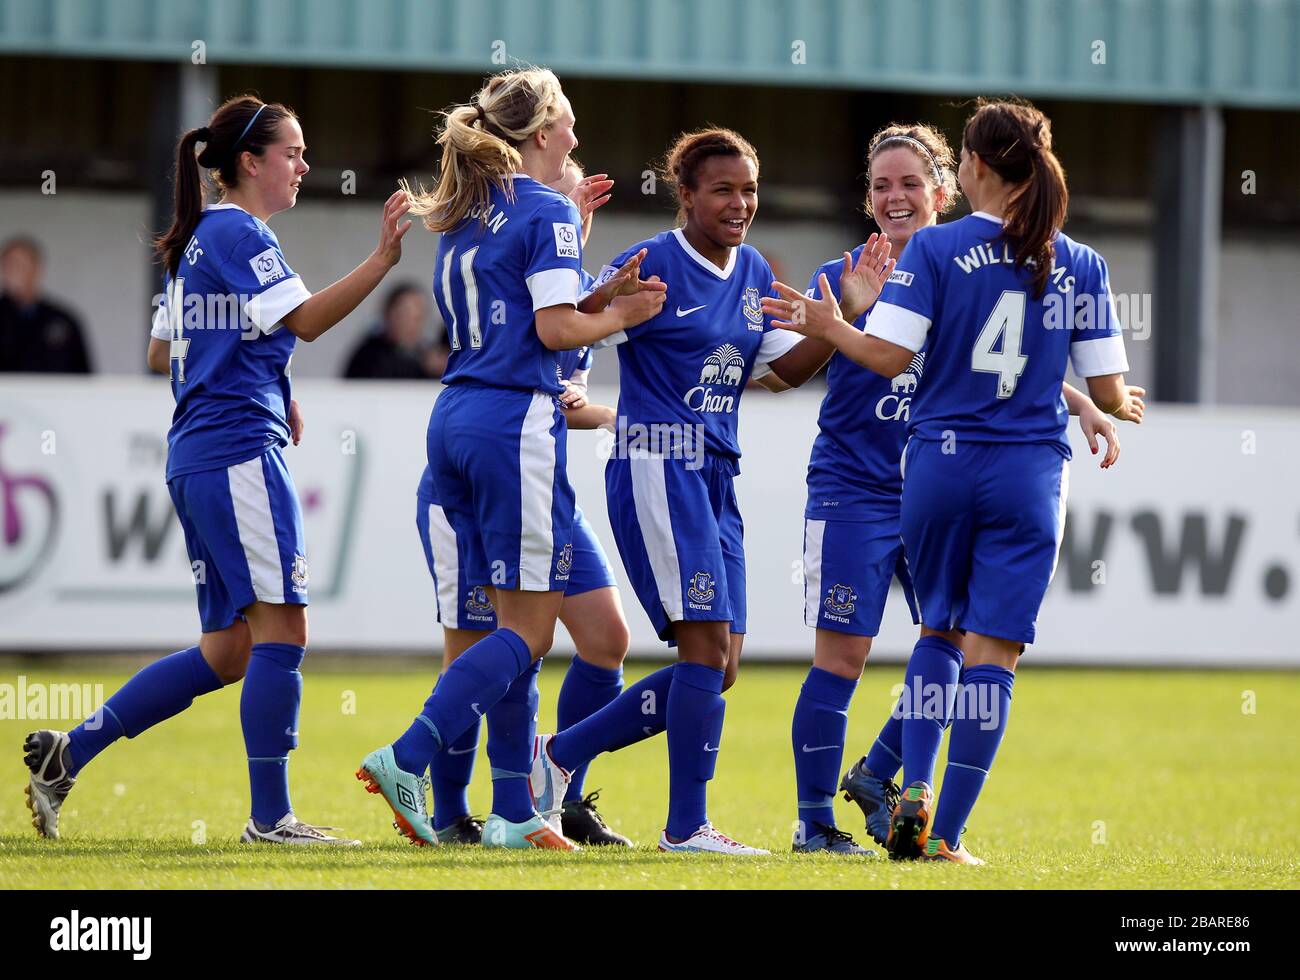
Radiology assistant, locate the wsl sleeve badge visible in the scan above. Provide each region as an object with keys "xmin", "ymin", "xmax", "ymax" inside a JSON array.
[{"xmin": 249, "ymin": 246, "xmax": 288, "ymax": 286}]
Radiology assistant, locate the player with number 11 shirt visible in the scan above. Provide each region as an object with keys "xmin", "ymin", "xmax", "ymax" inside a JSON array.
[{"xmin": 357, "ymin": 68, "xmax": 664, "ymax": 849}]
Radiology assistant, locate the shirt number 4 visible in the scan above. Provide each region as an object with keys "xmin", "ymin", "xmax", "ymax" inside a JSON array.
[{"xmin": 971, "ymin": 289, "xmax": 1027, "ymax": 399}]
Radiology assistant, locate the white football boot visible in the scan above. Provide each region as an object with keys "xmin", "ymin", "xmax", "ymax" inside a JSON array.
[
  {"xmin": 658, "ymin": 823, "xmax": 770, "ymax": 855},
  {"xmin": 528, "ymin": 734, "xmax": 572, "ymax": 832},
  {"xmin": 23, "ymin": 730, "xmax": 76, "ymax": 839},
  {"xmin": 239, "ymin": 813, "xmax": 362, "ymax": 846}
]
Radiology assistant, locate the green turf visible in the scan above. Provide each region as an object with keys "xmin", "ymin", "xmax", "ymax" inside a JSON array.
[{"xmin": 3, "ymin": 660, "xmax": 1297, "ymax": 889}]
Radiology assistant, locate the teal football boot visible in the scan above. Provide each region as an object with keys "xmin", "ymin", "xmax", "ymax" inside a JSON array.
[{"xmin": 356, "ymin": 745, "xmax": 437, "ymax": 846}]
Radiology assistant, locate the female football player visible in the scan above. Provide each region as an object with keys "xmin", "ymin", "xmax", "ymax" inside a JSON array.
[
  {"xmin": 532, "ymin": 128, "xmax": 863, "ymax": 854},
  {"xmin": 415, "ymin": 158, "xmax": 634, "ymax": 846},
  {"xmin": 24, "ymin": 95, "xmax": 412, "ymax": 844},
  {"xmin": 766, "ymin": 100, "xmax": 1141, "ymax": 863},
  {"xmin": 792, "ymin": 124, "xmax": 1145, "ymax": 855},
  {"xmin": 357, "ymin": 68, "xmax": 664, "ymax": 849}
]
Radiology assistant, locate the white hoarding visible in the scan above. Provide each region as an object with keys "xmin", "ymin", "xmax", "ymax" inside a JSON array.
[{"xmin": 1, "ymin": 377, "xmax": 1296, "ymax": 666}]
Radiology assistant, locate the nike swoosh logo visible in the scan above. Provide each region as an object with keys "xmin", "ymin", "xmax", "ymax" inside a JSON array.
[
  {"xmin": 676, "ymin": 305, "xmax": 707, "ymax": 317},
  {"xmin": 801, "ymin": 744, "xmax": 841, "ymax": 753},
  {"xmin": 285, "ymin": 728, "xmax": 299, "ymax": 738},
  {"xmin": 447, "ymin": 746, "xmax": 476, "ymax": 756},
  {"xmin": 703, "ymin": 743, "xmax": 720, "ymax": 752},
  {"xmin": 642, "ymin": 727, "xmax": 654, "ymax": 736},
  {"xmin": 470, "ymin": 703, "xmax": 482, "ymax": 716}
]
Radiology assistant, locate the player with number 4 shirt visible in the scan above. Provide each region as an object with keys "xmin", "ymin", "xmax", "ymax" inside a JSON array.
[{"xmin": 766, "ymin": 100, "xmax": 1143, "ymax": 864}]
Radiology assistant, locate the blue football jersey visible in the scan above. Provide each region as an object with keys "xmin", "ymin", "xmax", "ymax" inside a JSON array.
[
  {"xmin": 555, "ymin": 343, "xmax": 593, "ymax": 390},
  {"xmin": 805, "ymin": 245, "xmax": 925, "ymax": 521},
  {"xmin": 868, "ymin": 212, "xmax": 1128, "ymax": 456},
  {"xmin": 597, "ymin": 228, "xmax": 799, "ymax": 462},
  {"xmin": 433, "ymin": 175, "xmax": 584, "ymax": 394},
  {"xmin": 149, "ymin": 203, "xmax": 312, "ymax": 480}
]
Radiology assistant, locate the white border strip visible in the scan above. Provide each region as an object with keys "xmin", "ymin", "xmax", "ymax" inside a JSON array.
[
  {"xmin": 227, "ymin": 455, "xmax": 285, "ymax": 603},
  {"xmin": 1070, "ymin": 333, "xmax": 1130, "ymax": 377},
  {"xmin": 517, "ymin": 392, "xmax": 558, "ymax": 590},
  {"xmin": 802, "ymin": 518, "xmax": 825, "ymax": 628},
  {"xmin": 629, "ymin": 454, "xmax": 684, "ymax": 622},
  {"xmin": 425, "ymin": 502, "xmax": 462, "ymax": 629}
]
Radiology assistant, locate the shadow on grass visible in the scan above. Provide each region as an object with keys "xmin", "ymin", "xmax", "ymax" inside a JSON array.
[{"xmin": 0, "ymin": 834, "xmax": 765, "ymax": 870}]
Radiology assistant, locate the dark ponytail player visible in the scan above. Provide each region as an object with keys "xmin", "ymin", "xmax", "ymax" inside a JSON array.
[
  {"xmin": 766, "ymin": 99, "xmax": 1142, "ymax": 863},
  {"xmin": 24, "ymin": 95, "xmax": 411, "ymax": 844}
]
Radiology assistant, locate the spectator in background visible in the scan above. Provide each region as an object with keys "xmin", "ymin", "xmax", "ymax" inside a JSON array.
[
  {"xmin": 0, "ymin": 236, "xmax": 93, "ymax": 373},
  {"xmin": 343, "ymin": 281, "xmax": 450, "ymax": 380}
]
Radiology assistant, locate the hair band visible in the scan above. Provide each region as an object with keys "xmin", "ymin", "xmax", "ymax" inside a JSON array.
[{"xmin": 873, "ymin": 134, "xmax": 943, "ymax": 187}]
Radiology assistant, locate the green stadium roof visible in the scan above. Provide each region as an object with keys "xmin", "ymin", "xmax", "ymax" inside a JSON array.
[{"xmin": 3, "ymin": 0, "xmax": 1298, "ymax": 108}]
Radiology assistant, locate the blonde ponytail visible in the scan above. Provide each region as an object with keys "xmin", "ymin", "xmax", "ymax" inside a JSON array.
[{"xmin": 402, "ymin": 68, "xmax": 567, "ymax": 232}]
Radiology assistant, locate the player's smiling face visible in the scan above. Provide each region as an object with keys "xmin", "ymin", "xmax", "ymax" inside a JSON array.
[
  {"xmin": 252, "ymin": 117, "xmax": 310, "ymax": 215},
  {"xmin": 682, "ymin": 154, "xmax": 758, "ymax": 251},
  {"xmin": 539, "ymin": 97, "xmax": 578, "ymax": 184},
  {"xmin": 870, "ymin": 146, "xmax": 940, "ymax": 250}
]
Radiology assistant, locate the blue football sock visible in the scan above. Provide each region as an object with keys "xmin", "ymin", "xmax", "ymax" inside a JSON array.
[
  {"xmin": 900, "ymin": 635, "xmax": 963, "ymax": 789},
  {"xmin": 665, "ymin": 662, "xmax": 725, "ymax": 842},
  {"xmin": 486, "ymin": 659, "xmax": 540, "ymax": 823},
  {"xmin": 66, "ymin": 646, "xmax": 222, "ymax": 778},
  {"xmin": 932, "ymin": 664, "xmax": 1014, "ymax": 847},
  {"xmin": 864, "ymin": 709, "xmax": 903, "ymax": 781},
  {"xmin": 863, "ymin": 655, "xmax": 962, "ymax": 782},
  {"xmin": 391, "ymin": 628, "xmax": 531, "ymax": 776},
  {"xmin": 556, "ymin": 656, "xmax": 624, "ymax": 801},
  {"xmin": 792, "ymin": 667, "xmax": 857, "ymax": 836},
  {"xmin": 427, "ymin": 673, "xmax": 480, "ymax": 831},
  {"xmin": 549, "ymin": 665, "xmax": 674, "ymax": 773},
  {"xmin": 241, "ymin": 642, "xmax": 305, "ymax": 827}
]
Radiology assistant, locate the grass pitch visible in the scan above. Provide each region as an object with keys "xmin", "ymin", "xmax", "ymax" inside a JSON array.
[{"xmin": 3, "ymin": 659, "xmax": 1297, "ymax": 889}]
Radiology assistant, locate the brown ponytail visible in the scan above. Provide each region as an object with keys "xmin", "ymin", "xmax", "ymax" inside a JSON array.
[
  {"xmin": 154, "ymin": 128, "xmax": 208, "ymax": 277},
  {"xmin": 962, "ymin": 99, "xmax": 1067, "ymax": 297},
  {"xmin": 153, "ymin": 95, "xmax": 297, "ymax": 275}
]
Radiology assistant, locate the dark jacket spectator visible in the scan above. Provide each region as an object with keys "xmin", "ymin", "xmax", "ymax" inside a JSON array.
[
  {"xmin": 343, "ymin": 282, "xmax": 449, "ymax": 380},
  {"xmin": 0, "ymin": 237, "xmax": 92, "ymax": 373}
]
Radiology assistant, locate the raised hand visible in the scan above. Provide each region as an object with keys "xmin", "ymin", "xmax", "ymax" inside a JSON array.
[
  {"xmin": 761, "ymin": 274, "xmax": 846, "ymax": 341},
  {"xmin": 610, "ymin": 275, "xmax": 667, "ymax": 328},
  {"xmin": 567, "ymin": 173, "xmax": 614, "ymax": 221},
  {"xmin": 373, "ymin": 190, "xmax": 412, "ymax": 268},
  {"xmin": 606, "ymin": 249, "xmax": 664, "ymax": 298},
  {"xmin": 838, "ymin": 232, "xmax": 894, "ymax": 320}
]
